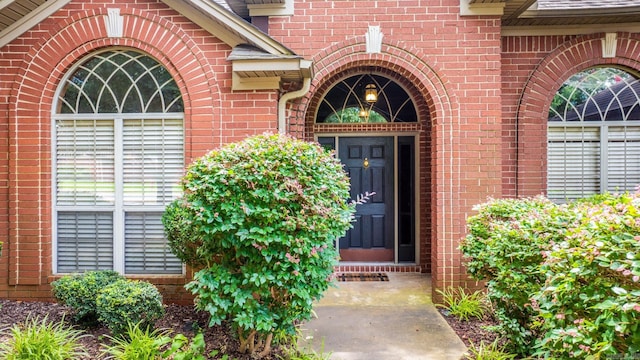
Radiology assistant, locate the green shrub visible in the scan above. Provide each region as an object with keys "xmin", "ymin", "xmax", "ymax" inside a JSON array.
[
  {"xmin": 460, "ymin": 196, "xmax": 559, "ymax": 355},
  {"xmin": 162, "ymin": 198, "xmax": 206, "ymax": 268},
  {"xmin": 162, "ymin": 332, "xmax": 213, "ymax": 360},
  {"xmin": 533, "ymin": 192, "xmax": 640, "ymax": 359},
  {"xmin": 436, "ymin": 287, "xmax": 488, "ymax": 321},
  {"xmin": 165, "ymin": 133, "xmax": 356, "ymax": 357},
  {"xmin": 101, "ymin": 321, "xmax": 171, "ymax": 360},
  {"xmin": 96, "ymin": 279, "xmax": 165, "ymax": 336},
  {"xmin": 463, "ymin": 192, "xmax": 640, "ymax": 358},
  {"xmin": 0, "ymin": 316, "xmax": 88, "ymax": 360},
  {"xmin": 51, "ymin": 270, "xmax": 124, "ymax": 325}
]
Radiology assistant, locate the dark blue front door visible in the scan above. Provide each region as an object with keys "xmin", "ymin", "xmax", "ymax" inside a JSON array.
[{"xmin": 337, "ymin": 137, "xmax": 394, "ymax": 261}]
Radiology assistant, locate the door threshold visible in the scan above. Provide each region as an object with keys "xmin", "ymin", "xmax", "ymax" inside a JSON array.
[{"xmin": 336, "ymin": 262, "xmax": 422, "ymax": 273}]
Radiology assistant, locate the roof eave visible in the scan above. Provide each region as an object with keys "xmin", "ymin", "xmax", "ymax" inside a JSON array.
[{"xmin": 161, "ymin": 0, "xmax": 295, "ymax": 56}]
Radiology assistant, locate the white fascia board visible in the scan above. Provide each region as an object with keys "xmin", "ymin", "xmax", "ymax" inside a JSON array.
[
  {"xmin": 162, "ymin": 0, "xmax": 294, "ymax": 55},
  {"xmin": 460, "ymin": 0, "xmax": 505, "ymax": 16},
  {"xmin": 0, "ymin": 0, "xmax": 72, "ymax": 48},
  {"xmin": 248, "ymin": 0, "xmax": 294, "ymax": 17},
  {"xmin": 502, "ymin": 22, "xmax": 640, "ymax": 36},
  {"xmin": 232, "ymin": 57, "xmax": 308, "ymax": 74}
]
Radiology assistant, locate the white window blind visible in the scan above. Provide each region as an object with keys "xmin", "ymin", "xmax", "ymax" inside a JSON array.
[
  {"xmin": 57, "ymin": 212, "xmax": 114, "ymax": 272},
  {"xmin": 123, "ymin": 119, "xmax": 184, "ymax": 206},
  {"xmin": 56, "ymin": 119, "xmax": 115, "ymax": 206},
  {"xmin": 547, "ymin": 68, "xmax": 640, "ymax": 202},
  {"xmin": 125, "ymin": 212, "xmax": 182, "ymax": 274},
  {"xmin": 607, "ymin": 126, "xmax": 640, "ymax": 192},
  {"xmin": 547, "ymin": 127, "xmax": 600, "ymax": 202}
]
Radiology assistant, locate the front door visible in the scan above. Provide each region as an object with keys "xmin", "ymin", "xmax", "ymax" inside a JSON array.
[{"xmin": 338, "ymin": 137, "xmax": 394, "ymax": 261}]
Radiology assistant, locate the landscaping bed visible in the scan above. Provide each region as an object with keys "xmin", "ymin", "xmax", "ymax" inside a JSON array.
[{"xmin": 0, "ymin": 299, "xmax": 285, "ymax": 359}]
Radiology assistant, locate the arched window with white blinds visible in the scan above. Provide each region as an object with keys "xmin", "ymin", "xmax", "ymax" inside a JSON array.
[
  {"xmin": 547, "ymin": 67, "xmax": 640, "ymax": 202},
  {"xmin": 53, "ymin": 49, "xmax": 184, "ymax": 274}
]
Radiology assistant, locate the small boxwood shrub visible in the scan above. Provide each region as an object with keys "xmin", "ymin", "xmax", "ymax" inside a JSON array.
[
  {"xmin": 96, "ymin": 279, "xmax": 165, "ymax": 336},
  {"xmin": 51, "ymin": 270, "xmax": 124, "ymax": 325}
]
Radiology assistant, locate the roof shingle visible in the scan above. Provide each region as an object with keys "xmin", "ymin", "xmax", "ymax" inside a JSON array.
[{"xmin": 537, "ymin": 0, "xmax": 640, "ymax": 10}]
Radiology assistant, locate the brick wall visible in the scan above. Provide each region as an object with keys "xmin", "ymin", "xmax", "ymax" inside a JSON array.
[
  {"xmin": 0, "ymin": 0, "xmax": 278, "ymax": 302},
  {"xmin": 8, "ymin": 0, "xmax": 632, "ymax": 303},
  {"xmin": 272, "ymin": 0, "xmax": 504, "ymax": 296}
]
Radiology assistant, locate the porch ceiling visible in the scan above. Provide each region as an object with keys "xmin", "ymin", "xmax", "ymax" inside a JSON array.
[{"xmin": 470, "ymin": 0, "xmax": 640, "ymax": 27}]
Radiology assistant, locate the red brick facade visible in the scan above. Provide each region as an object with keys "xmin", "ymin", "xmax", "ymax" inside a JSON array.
[{"xmin": 0, "ymin": 0, "xmax": 637, "ymax": 302}]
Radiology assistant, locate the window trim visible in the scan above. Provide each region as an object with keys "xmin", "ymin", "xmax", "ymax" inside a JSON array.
[{"xmin": 51, "ymin": 48, "xmax": 185, "ymax": 275}]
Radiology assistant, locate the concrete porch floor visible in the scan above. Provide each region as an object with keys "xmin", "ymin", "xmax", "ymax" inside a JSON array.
[{"xmin": 300, "ymin": 273, "xmax": 468, "ymax": 360}]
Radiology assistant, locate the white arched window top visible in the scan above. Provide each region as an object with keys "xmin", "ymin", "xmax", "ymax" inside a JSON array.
[
  {"xmin": 316, "ymin": 73, "xmax": 417, "ymax": 124},
  {"xmin": 547, "ymin": 67, "xmax": 640, "ymax": 202},
  {"xmin": 53, "ymin": 49, "xmax": 184, "ymax": 274},
  {"xmin": 58, "ymin": 50, "xmax": 183, "ymax": 114}
]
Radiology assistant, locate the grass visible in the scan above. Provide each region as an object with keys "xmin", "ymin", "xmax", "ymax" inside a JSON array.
[
  {"xmin": 0, "ymin": 316, "xmax": 88, "ymax": 360},
  {"xmin": 436, "ymin": 287, "xmax": 488, "ymax": 321}
]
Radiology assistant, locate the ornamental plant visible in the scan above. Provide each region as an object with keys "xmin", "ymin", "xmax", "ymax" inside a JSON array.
[
  {"xmin": 460, "ymin": 196, "xmax": 559, "ymax": 355},
  {"xmin": 0, "ymin": 316, "xmax": 88, "ymax": 360},
  {"xmin": 163, "ymin": 133, "xmax": 357, "ymax": 358},
  {"xmin": 96, "ymin": 279, "xmax": 165, "ymax": 336},
  {"xmin": 51, "ymin": 270, "xmax": 124, "ymax": 325},
  {"xmin": 533, "ymin": 192, "xmax": 640, "ymax": 359}
]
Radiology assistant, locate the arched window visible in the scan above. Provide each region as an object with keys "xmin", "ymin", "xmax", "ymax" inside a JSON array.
[
  {"xmin": 547, "ymin": 67, "xmax": 640, "ymax": 202},
  {"xmin": 315, "ymin": 74, "xmax": 417, "ymax": 123},
  {"xmin": 53, "ymin": 50, "xmax": 184, "ymax": 274}
]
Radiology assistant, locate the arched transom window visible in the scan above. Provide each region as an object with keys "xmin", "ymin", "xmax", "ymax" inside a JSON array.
[
  {"xmin": 547, "ymin": 67, "xmax": 640, "ymax": 202},
  {"xmin": 53, "ymin": 49, "xmax": 184, "ymax": 274},
  {"xmin": 315, "ymin": 74, "xmax": 417, "ymax": 123}
]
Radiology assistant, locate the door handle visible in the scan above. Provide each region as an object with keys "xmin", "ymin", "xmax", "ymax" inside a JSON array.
[{"xmin": 363, "ymin": 157, "xmax": 369, "ymax": 169}]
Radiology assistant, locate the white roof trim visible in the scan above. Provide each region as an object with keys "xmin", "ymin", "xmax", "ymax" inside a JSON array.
[
  {"xmin": 502, "ymin": 22, "xmax": 640, "ymax": 36},
  {"xmin": 248, "ymin": 0, "xmax": 294, "ymax": 17},
  {"xmin": 161, "ymin": 0, "xmax": 294, "ymax": 55},
  {"xmin": 460, "ymin": 0, "xmax": 505, "ymax": 16},
  {"xmin": 0, "ymin": 0, "xmax": 72, "ymax": 48}
]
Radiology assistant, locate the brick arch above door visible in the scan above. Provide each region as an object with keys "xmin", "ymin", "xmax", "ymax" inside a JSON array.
[
  {"xmin": 516, "ymin": 32, "xmax": 640, "ymax": 197},
  {"xmin": 287, "ymin": 40, "xmax": 477, "ymax": 296}
]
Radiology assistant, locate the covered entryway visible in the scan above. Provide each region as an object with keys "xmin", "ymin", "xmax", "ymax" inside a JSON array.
[{"xmin": 313, "ymin": 70, "xmax": 421, "ymax": 264}]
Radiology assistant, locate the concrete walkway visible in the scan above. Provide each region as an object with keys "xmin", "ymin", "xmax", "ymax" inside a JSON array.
[{"xmin": 301, "ymin": 273, "xmax": 468, "ymax": 360}]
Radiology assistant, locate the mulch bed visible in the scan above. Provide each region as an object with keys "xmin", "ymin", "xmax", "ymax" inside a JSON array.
[{"xmin": 0, "ymin": 299, "xmax": 285, "ymax": 359}]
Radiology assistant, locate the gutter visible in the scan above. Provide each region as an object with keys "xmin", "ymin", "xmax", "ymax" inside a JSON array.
[{"xmin": 277, "ymin": 77, "xmax": 311, "ymax": 134}]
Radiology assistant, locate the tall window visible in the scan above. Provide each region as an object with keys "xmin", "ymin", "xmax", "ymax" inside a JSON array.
[
  {"xmin": 54, "ymin": 50, "xmax": 184, "ymax": 274},
  {"xmin": 548, "ymin": 67, "xmax": 640, "ymax": 202}
]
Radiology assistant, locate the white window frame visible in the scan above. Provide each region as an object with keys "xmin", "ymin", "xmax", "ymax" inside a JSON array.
[
  {"xmin": 547, "ymin": 72, "xmax": 640, "ymax": 202},
  {"xmin": 52, "ymin": 49, "xmax": 185, "ymax": 275}
]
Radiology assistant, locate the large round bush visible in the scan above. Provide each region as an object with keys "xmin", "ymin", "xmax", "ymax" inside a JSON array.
[
  {"xmin": 51, "ymin": 270, "xmax": 124, "ymax": 325},
  {"xmin": 163, "ymin": 133, "xmax": 356, "ymax": 357},
  {"xmin": 96, "ymin": 279, "xmax": 165, "ymax": 336}
]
